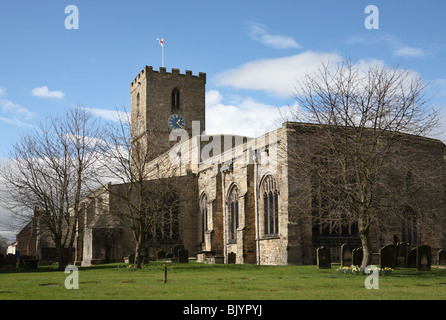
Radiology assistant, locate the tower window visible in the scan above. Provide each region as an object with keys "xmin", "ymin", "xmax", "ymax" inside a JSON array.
[{"xmin": 171, "ymin": 88, "xmax": 180, "ymax": 110}]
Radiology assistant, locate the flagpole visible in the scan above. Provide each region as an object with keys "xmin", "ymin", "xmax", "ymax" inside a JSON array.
[
  {"xmin": 162, "ymin": 40, "xmax": 164, "ymax": 68},
  {"xmin": 157, "ymin": 37, "xmax": 165, "ymax": 68}
]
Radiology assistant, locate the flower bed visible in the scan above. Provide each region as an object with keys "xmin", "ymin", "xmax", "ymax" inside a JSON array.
[{"xmin": 336, "ymin": 265, "xmax": 393, "ymax": 276}]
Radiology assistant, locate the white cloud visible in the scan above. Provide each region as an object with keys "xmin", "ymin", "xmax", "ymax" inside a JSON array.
[
  {"xmin": 205, "ymin": 90, "xmax": 288, "ymax": 138},
  {"xmin": 393, "ymin": 46, "xmax": 426, "ymax": 58},
  {"xmin": 213, "ymin": 51, "xmax": 342, "ymax": 98},
  {"xmin": 347, "ymin": 34, "xmax": 427, "ymax": 59},
  {"xmin": 85, "ymin": 107, "xmax": 129, "ymax": 123},
  {"xmin": 32, "ymin": 86, "xmax": 65, "ymax": 99},
  {"xmin": 0, "ymin": 87, "xmax": 5, "ymax": 97},
  {"xmin": 0, "ymin": 99, "xmax": 35, "ymax": 121},
  {"xmin": 248, "ymin": 22, "xmax": 301, "ymax": 50}
]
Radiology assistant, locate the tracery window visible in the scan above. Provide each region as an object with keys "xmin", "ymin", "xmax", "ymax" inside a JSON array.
[{"xmin": 261, "ymin": 175, "xmax": 279, "ymax": 236}]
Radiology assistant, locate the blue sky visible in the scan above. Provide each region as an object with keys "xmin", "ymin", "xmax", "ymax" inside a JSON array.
[{"xmin": 0, "ymin": 1, "xmax": 446, "ymax": 239}]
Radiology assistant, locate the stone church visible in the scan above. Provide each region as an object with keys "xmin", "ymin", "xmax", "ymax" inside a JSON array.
[{"xmin": 17, "ymin": 66, "xmax": 446, "ymax": 266}]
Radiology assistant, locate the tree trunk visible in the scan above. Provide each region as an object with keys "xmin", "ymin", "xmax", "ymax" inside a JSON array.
[
  {"xmin": 359, "ymin": 225, "xmax": 373, "ymax": 269},
  {"xmin": 134, "ymin": 233, "xmax": 143, "ymax": 269}
]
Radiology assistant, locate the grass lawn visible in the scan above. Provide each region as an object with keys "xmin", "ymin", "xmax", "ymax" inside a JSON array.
[{"xmin": 0, "ymin": 261, "xmax": 445, "ymax": 300}]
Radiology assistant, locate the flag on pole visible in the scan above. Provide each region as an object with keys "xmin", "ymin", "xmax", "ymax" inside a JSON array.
[{"xmin": 157, "ymin": 37, "xmax": 165, "ymax": 68}]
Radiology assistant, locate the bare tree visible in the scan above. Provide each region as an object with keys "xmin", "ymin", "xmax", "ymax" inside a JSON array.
[
  {"xmin": 98, "ymin": 108, "xmax": 180, "ymax": 268},
  {"xmin": 285, "ymin": 58, "xmax": 443, "ymax": 268},
  {"xmin": 0, "ymin": 106, "xmax": 103, "ymax": 269}
]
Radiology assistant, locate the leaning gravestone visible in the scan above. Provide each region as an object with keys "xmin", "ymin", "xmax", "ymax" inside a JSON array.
[
  {"xmin": 317, "ymin": 246, "xmax": 331, "ymax": 269},
  {"xmin": 380, "ymin": 244, "xmax": 396, "ymax": 269},
  {"xmin": 352, "ymin": 247, "xmax": 363, "ymax": 266},
  {"xmin": 395, "ymin": 242, "xmax": 410, "ymax": 267},
  {"xmin": 416, "ymin": 245, "xmax": 431, "ymax": 271},
  {"xmin": 341, "ymin": 244, "xmax": 353, "ymax": 267},
  {"xmin": 438, "ymin": 249, "xmax": 446, "ymax": 265},
  {"xmin": 178, "ymin": 249, "xmax": 189, "ymax": 263}
]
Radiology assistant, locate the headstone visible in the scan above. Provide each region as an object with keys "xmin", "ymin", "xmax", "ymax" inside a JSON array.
[
  {"xmin": 438, "ymin": 249, "xmax": 446, "ymax": 265},
  {"xmin": 141, "ymin": 256, "xmax": 150, "ymax": 265},
  {"xmin": 6, "ymin": 254, "xmax": 16, "ymax": 262},
  {"xmin": 379, "ymin": 244, "xmax": 396, "ymax": 269},
  {"xmin": 341, "ymin": 243, "xmax": 353, "ymax": 267},
  {"xmin": 395, "ymin": 242, "xmax": 410, "ymax": 267},
  {"xmin": 416, "ymin": 245, "xmax": 431, "ymax": 271},
  {"xmin": 157, "ymin": 251, "xmax": 166, "ymax": 260},
  {"xmin": 128, "ymin": 253, "xmax": 135, "ymax": 264},
  {"xmin": 178, "ymin": 249, "xmax": 189, "ymax": 263},
  {"xmin": 317, "ymin": 246, "xmax": 331, "ymax": 269},
  {"xmin": 352, "ymin": 247, "xmax": 363, "ymax": 266},
  {"xmin": 172, "ymin": 244, "xmax": 185, "ymax": 257},
  {"xmin": 227, "ymin": 252, "xmax": 236, "ymax": 264},
  {"xmin": 408, "ymin": 248, "xmax": 417, "ymax": 268}
]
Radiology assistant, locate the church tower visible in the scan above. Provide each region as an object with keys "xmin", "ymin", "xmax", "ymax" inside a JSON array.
[{"xmin": 130, "ymin": 66, "xmax": 206, "ymax": 161}]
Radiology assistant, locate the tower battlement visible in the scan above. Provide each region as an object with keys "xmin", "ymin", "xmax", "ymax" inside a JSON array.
[{"xmin": 131, "ymin": 66, "xmax": 206, "ymax": 91}]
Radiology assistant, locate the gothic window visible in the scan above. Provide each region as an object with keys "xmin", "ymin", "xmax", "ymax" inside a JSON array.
[
  {"xmin": 228, "ymin": 185, "xmax": 239, "ymax": 241},
  {"xmin": 261, "ymin": 176, "xmax": 279, "ymax": 236},
  {"xmin": 145, "ymin": 193, "xmax": 179, "ymax": 243},
  {"xmin": 171, "ymin": 88, "xmax": 180, "ymax": 110},
  {"xmin": 200, "ymin": 193, "xmax": 208, "ymax": 244},
  {"xmin": 311, "ymin": 176, "xmax": 358, "ymax": 237}
]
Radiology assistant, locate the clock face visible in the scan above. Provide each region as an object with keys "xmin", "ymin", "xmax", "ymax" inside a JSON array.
[{"xmin": 168, "ymin": 114, "xmax": 185, "ymax": 130}]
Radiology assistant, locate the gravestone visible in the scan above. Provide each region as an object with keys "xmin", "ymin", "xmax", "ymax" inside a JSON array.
[
  {"xmin": 157, "ymin": 251, "xmax": 166, "ymax": 260},
  {"xmin": 408, "ymin": 248, "xmax": 417, "ymax": 268},
  {"xmin": 438, "ymin": 249, "xmax": 446, "ymax": 265},
  {"xmin": 128, "ymin": 254, "xmax": 135, "ymax": 264},
  {"xmin": 228, "ymin": 252, "xmax": 236, "ymax": 264},
  {"xmin": 395, "ymin": 242, "xmax": 410, "ymax": 267},
  {"xmin": 379, "ymin": 244, "xmax": 396, "ymax": 269},
  {"xmin": 178, "ymin": 249, "xmax": 189, "ymax": 263},
  {"xmin": 172, "ymin": 244, "xmax": 185, "ymax": 258},
  {"xmin": 341, "ymin": 243, "xmax": 353, "ymax": 267},
  {"xmin": 317, "ymin": 246, "xmax": 331, "ymax": 269},
  {"xmin": 416, "ymin": 245, "xmax": 431, "ymax": 271},
  {"xmin": 352, "ymin": 247, "xmax": 363, "ymax": 266},
  {"xmin": 141, "ymin": 256, "xmax": 150, "ymax": 265}
]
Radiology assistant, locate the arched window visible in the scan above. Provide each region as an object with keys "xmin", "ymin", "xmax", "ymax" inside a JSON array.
[
  {"xmin": 228, "ymin": 185, "xmax": 239, "ymax": 241},
  {"xmin": 261, "ymin": 175, "xmax": 279, "ymax": 236},
  {"xmin": 136, "ymin": 92, "xmax": 140, "ymax": 108},
  {"xmin": 200, "ymin": 194, "xmax": 208, "ymax": 244},
  {"xmin": 171, "ymin": 88, "xmax": 180, "ymax": 110}
]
